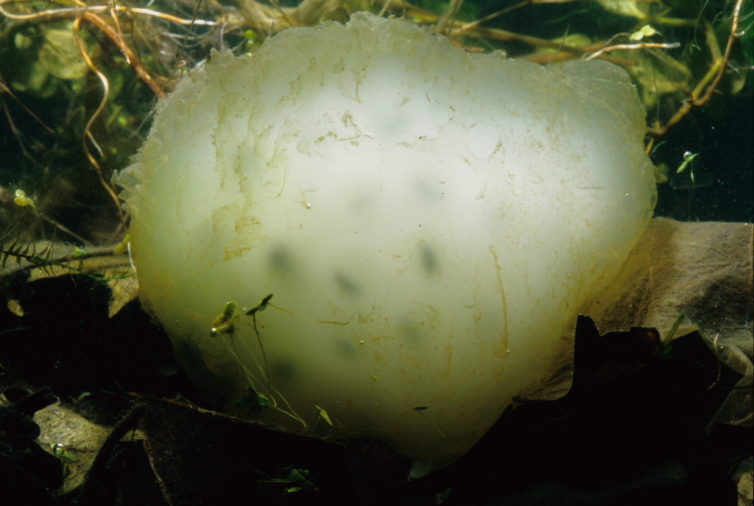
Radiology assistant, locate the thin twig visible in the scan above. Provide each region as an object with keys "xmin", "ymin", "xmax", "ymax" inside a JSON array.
[
  {"xmin": 79, "ymin": 9, "xmax": 166, "ymax": 98},
  {"xmin": 0, "ymin": 241, "xmax": 127, "ymax": 270},
  {"xmin": 585, "ymin": 41, "xmax": 681, "ymax": 61},
  {"xmin": 457, "ymin": 0, "xmax": 531, "ymax": 33},
  {"xmin": 435, "ymin": 0, "xmax": 464, "ymax": 35},
  {"xmin": 0, "ymin": 1, "xmax": 217, "ymax": 25},
  {"xmin": 647, "ymin": 0, "xmax": 746, "ymax": 143},
  {"xmin": 0, "ymin": 76, "xmax": 55, "ymax": 134},
  {"xmin": 72, "ymin": 16, "xmax": 126, "ymax": 225}
]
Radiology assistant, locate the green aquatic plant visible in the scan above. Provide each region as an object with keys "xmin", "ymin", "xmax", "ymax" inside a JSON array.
[
  {"xmin": 0, "ymin": 0, "xmax": 750, "ymax": 263},
  {"xmin": 207, "ymin": 296, "xmax": 309, "ymax": 432}
]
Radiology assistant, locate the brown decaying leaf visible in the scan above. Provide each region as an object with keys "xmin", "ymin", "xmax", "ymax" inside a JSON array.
[
  {"xmin": 583, "ymin": 217, "xmax": 753, "ymax": 426},
  {"xmin": 585, "ymin": 218, "xmax": 752, "ymax": 342},
  {"xmin": 106, "ymin": 271, "xmax": 138, "ymax": 317}
]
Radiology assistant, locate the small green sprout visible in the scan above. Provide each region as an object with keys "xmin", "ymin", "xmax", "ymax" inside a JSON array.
[
  {"xmin": 669, "ymin": 151, "xmax": 712, "ymax": 190},
  {"xmin": 244, "ymin": 29, "xmax": 257, "ymax": 41},
  {"xmin": 283, "ymin": 468, "xmax": 316, "ymax": 493},
  {"xmin": 630, "ymin": 24, "xmax": 659, "ymax": 41},
  {"xmin": 210, "ymin": 300, "xmax": 238, "ymax": 337},
  {"xmin": 314, "ymin": 404, "xmax": 333, "ymax": 426},
  {"xmin": 113, "ymin": 233, "xmax": 131, "ymax": 255},
  {"xmin": 50, "ymin": 443, "xmax": 78, "ymax": 461},
  {"xmin": 258, "ymin": 467, "xmax": 317, "ymax": 494},
  {"xmin": 13, "ymin": 189, "xmax": 35, "ymax": 209},
  {"xmin": 245, "ymin": 293, "xmax": 273, "ymax": 316},
  {"xmin": 676, "ymin": 151, "xmax": 700, "ymax": 182},
  {"xmin": 234, "ymin": 387, "xmax": 273, "ymax": 413}
]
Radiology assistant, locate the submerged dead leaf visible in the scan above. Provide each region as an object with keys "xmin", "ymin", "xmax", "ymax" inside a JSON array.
[
  {"xmin": 585, "ymin": 218, "xmax": 752, "ymax": 343},
  {"xmin": 584, "ymin": 218, "xmax": 753, "ymax": 426},
  {"xmin": 33, "ymin": 402, "xmax": 111, "ymax": 495},
  {"xmin": 107, "ymin": 269, "xmax": 139, "ymax": 318}
]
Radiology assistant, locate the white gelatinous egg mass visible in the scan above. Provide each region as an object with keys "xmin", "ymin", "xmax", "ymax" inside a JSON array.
[{"xmin": 118, "ymin": 12, "xmax": 656, "ymax": 467}]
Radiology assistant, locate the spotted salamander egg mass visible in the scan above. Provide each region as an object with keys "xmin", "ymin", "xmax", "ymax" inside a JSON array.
[{"xmin": 118, "ymin": 13, "xmax": 656, "ymax": 465}]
